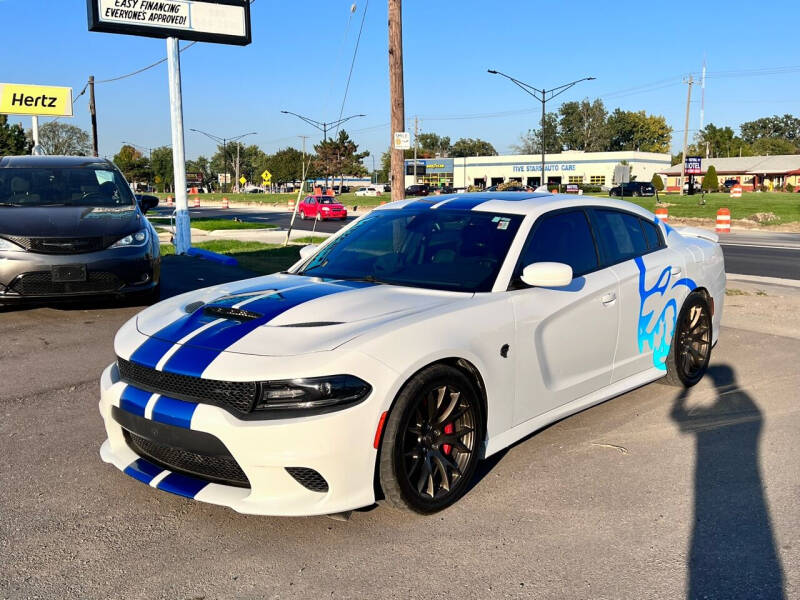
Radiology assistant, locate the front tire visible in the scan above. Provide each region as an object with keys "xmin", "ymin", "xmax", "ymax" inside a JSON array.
[
  {"xmin": 379, "ymin": 365, "xmax": 483, "ymax": 514},
  {"xmin": 663, "ymin": 291, "xmax": 713, "ymax": 387}
]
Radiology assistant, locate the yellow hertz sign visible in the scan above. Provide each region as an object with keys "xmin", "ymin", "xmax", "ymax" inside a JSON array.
[{"xmin": 0, "ymin": 83, "xmax": 73, "ymax": 117}]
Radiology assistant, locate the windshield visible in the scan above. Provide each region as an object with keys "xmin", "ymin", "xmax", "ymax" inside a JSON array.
[
  {"xmin": 318, "ymin": 197, "xmax": 336, "ymax": 204},
  {"xmin": 297, "ymin": 209, "xmax": 523, "ymax": 292},
  {"xmin": 0, "ymin": 167, "xmax": 135, "ymax": 207}
]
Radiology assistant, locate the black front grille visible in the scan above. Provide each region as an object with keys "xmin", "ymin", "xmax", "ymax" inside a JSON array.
[
  {"xmin": 117, "ymin": 358, "xmax": 258, "ymax": 415},
  {"xmin": 9, "ymin": 271, "xmax": 121, "ymax": 296},
  {"xmin": 124, "ymin": 429, "xmax": 250, "ymax": 488},
  {"xmin": 3, "ymin": 235, "xmax": 113, "ymax": 254},
  {"xmin": 286, "ymin": 467, "xmax": 329, "ymax": 493}
]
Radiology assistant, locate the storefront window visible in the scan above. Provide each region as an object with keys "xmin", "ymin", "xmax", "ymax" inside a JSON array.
[
  {"xmin": 590, "ymin": 175, "xmax": 606, "ymax": 185},
  {"xmin": 568, "ymin": 176, "xmax": 584, "ymax": 184}
]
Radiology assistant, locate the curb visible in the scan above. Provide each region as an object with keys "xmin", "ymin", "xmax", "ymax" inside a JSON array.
[{"xmin": 726, "ymin": 273, "xmax": 800, "ymax": 289}]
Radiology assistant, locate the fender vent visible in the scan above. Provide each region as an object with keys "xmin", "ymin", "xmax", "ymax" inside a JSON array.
[{"xmin": 203, "ymin": 306, "xmax": 262, "ymax": 321}]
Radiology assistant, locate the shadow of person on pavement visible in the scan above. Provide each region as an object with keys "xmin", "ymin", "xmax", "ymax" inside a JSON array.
[{"xmin": 671, "ymin": 364, "xmax": 784, "ymax": 600}]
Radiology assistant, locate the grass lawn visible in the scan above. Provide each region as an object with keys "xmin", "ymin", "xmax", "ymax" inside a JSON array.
[
  {"xmin": 148, "ymin": 216, "xmax": 277, "ymax": 231},
  {"xmin": 596, "ymin": 191, "xmax": 800, "ymax": 224},
  {"xmin": 161, "ymin": 240, "xmax": 300, "ymax": 275},
  {"xmin": 293, "ymin": 236, "xmax": 328, "ymax": 244},
  {"xmin": 155, "ymin": 191, "xmax": 389, "ymax": 208}
]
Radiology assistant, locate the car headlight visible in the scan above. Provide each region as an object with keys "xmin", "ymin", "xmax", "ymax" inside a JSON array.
[
  {"xmin": 0, "ymin": 237, "xmax": 24, "ymax": 252},
  {"xmin": 255, "ymin": 375, "xmax": 371, "ymax": 412},
  {"xmin": 110, "ymin": 228, "xmax": 149, "ymax": 248},
  {"xmin": 321, "ymin": 206, "xmax": 330, "ymax": 211}
]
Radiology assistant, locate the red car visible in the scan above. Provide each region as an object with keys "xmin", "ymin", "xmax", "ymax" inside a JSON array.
[{"xmin": 298, "ymin": 195, "xmax": 348, "ymax": 221}]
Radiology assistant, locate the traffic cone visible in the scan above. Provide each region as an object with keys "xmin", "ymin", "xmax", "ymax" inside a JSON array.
[{"xmin": 222, "ymin": 197, "xmax": 229, "ymax": 209}]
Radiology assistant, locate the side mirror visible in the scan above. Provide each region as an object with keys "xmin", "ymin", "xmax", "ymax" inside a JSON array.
[
  {"xmin": 520, "ymin": 262, "xmax": 573, "ymax": 288},
  {"xmin": 299, "ymin": 244, "xmax": 319, "ymax": 260},
  {"xmin": 137, "ymin": 194, "xmax": 159, "ymax": 214}
]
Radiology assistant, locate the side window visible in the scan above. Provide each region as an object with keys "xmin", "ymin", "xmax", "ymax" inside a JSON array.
[
  {"xmin": 640, "ymin": 218, "xmax": 664, "ymax": 250},
  {"xmin": 592, "ymin": 209, "xmax": 649, "ymax": 265},
  {"xmin": 518, "ymin": 210, "xmax": 599, "ymax": 278}
]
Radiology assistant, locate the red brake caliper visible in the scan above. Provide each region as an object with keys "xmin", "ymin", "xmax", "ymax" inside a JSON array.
[{"xmin": 442, "ymin": 423, "xmax": 454, "ymax": 455}]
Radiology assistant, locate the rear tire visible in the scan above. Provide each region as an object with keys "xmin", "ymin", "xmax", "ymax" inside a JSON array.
[
  {"xmin": 379, "ymin": 364, "xmax": 484, "ymax": 514},
  {"xmin": 663, "ymin": 291, "xmax": 713, "ymax": 387}
]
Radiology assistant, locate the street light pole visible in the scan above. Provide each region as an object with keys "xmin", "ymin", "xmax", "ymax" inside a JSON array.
[
  {"xmin": 488, "ymin": 70, "xmax": 595, "ymax": 189},
  {"xmin": 280, "ymin": 110, "xmax": 365, "ymax": 188},
  {"xmin": 189, "ymin": 129, "xmax": 256, "ymax": 193}
]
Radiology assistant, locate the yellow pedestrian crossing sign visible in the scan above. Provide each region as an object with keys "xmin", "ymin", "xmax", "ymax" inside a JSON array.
[
  {"xmin": 239, "ymin": 176, "xmax": 246, "ymax": 185},
  {"xmin": 261, "ymin": 169, "xmax": 271, "ymax": 184}
]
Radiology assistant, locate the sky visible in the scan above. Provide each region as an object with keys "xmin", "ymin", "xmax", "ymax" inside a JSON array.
[{"xmin": 2, "ymin": 0, "xmax": 799, "ymax": 164}]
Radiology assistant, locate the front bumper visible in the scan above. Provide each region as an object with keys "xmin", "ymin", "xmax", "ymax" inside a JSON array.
[
  {"xmin": 0, "ymin": 244, "xmax": 160, "ymax": 300},
  {"xmin": 98, "ymin": 349, "xmax": 399, "ymax": 516},
  {"xmin": 320, "ymin": 209, "xmax": 347, "ymax": 219}
]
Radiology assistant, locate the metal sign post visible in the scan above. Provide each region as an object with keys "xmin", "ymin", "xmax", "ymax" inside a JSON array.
[{"xmin": 166, "ymin": 37, "xmax": 190, "ymax": 254}]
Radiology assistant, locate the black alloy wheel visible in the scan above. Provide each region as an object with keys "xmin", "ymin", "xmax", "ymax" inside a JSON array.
[
  {"xmin": 664, "ymin": 291, "xmax": 713, "ymax": 387},
  {"xmin": 379, "ymin": 365, "xmax": 483, "ymax": 513}
]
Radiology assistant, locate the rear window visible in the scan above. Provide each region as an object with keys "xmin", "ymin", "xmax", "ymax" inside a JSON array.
[
  {"xmin": 592, "ymin": 209, "xmax": 649, "ymax": 265},
  {"xmin": 640, "ymin": 218, "xmax": 663, "ymax": 250}
]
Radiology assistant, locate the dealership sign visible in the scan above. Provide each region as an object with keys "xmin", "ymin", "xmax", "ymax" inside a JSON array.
[
  {"xmin": 0, "ymin": 83, "xmax": 73, "ymax": 117},
  {"xmin": 512, "ymin": 163, "xmax": 577, "ymax": 173},
  {"xmin": 87, "ymin": 0, "xmax": 251, "ymax": 45},
  {"xmin": 685, "ymin": 156, "xmax": 702, "ymax": 175}
]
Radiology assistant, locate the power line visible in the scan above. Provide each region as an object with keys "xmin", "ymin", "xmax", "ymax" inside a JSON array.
[
  {"xmin": 334, "ymin": 0, "xmax": 369, "ymax": 136},
  {"xmin": 95, "ymin": 41, "xmax": 197, "ymax": 84}
]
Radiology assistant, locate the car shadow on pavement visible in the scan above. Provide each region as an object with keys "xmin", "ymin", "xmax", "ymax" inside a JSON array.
[{"xmin": 671, "ymin": 364, "xmax": 785, "ymax": 600}]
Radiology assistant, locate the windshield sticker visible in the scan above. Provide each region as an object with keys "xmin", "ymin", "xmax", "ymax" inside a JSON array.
[
  {"xmin": 635, "ymin": 256, "xmax": 696, "ymax": 370},
  {"xmin": 496, "ymin": 217, "xmax": 510, "ymax": 230}
]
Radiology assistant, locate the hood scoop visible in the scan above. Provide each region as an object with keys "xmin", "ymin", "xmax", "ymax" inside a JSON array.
[{"xmin": 202, "ymin": 305, "xmax": 263, "ymax": 322}]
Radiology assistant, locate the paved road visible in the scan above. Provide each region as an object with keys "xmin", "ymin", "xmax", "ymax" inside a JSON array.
[
  {"xmin": 1, "ymin": 258, "xmax": 798, "ymax": 599},
  {"xmin": 151, "ymin": 206, "xmax": 800, "ymax": 280}
]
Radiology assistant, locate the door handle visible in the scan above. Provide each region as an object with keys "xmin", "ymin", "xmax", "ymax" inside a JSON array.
[
  {"xmin": 601, "ymin": 292, "xmax": 617, "ymax": 305},
  {"xmin": 671, "ymin": 266, "xmax": 682, "ymax": 276}
]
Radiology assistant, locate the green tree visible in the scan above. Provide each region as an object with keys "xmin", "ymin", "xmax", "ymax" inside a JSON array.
[
  {"xmin": 186, "ymin": 156, "xmax": 214, "ymax": 189},
  {"xmin": 211, "ymin": 143, "xmax": 266, "ymax": 186},
  {"xmin": 113, "ymin": 144, "xmax": 151, "ymax": 183},
  {"xmin": 0, "ymin": 115, "xmax": 30, "ymax": 155},
  {"xmin": 692, "ymin": 123, "xmax": 752, "ymax": 158},
  {"xmin": 651, "ymin": 173, "xmax": 664, "ymax": 191},
  {"xmin": 559, "ymin": 98, "xmax": 608, "ymax": 151},
  {"xmin": 750, "ymin": 137, "xmax": 798, "ymax": 155},
  {"xmin": 741, "ymin": 114, "xmax": 800, "ymax": 144},
  {"xmin": 450, "ymin": 137, "xmax": 497, "ymax": 157},
  {"xmin": 377, "ymin": 149, "xmax": 391, "ymax": 183},
  {"xmin": 414, "ymin": 133, "xmax": 451, "ymax": 157},
  {"xmin": 313, "ymin": 129, "xmax": 369, "ymax": 186},
  {"xmin": 265, "ymin": 147, "xmax": 306, "ymax": 185},
  {"xmin": 512, "ymin": 112, "xmax": 560, "ymax": 154},
  {"xmin": 606, "ymin": 109, "xmax": 672, "ymax": 153},
  {"xmin": 150, "ymin": 146, "xmax": 174, "ymax": 192},
  {"xmin": 701, "ymin": 165, "xmax": 718, "ymax": 191},
  {"xmin": 38, "ymin": 122, "xmax": 91, "ymax": 156}
]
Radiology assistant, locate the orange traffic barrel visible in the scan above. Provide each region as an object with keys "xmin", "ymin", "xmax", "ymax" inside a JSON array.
[
  {"xmin": 655, "ymin": 206, "xmax": 668, "ymax": 222},
  {"xmin": 716, "ymin": 207, "xmax": 731, "ymax": 233},
  {"xmin": 222, "ymin": 197, "xmax": 229, "ymax": 209}
]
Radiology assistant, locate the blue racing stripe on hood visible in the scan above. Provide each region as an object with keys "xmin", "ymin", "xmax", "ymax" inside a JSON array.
[{"xmin": 161, "ymin": 280, "xmax": 373, "ymax": 377}]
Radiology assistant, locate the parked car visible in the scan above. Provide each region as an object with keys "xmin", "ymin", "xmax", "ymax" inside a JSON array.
[
  {"xmin": 405, "ymin": 183, "xmax": 430, "ymax": 196},
  {"xmin": 99, "ymin": 191, "xmax": 724, "ymax": 516},
  {"xmin": 609, "ymin": 182, "xmax": 656, "ymax": 197},
  {"xmin": 683, "ymin": 181, "xmax": 702, "ymax": 193},
  {"xmin": 0, "ymin": 155, "xmax": 161, "ymax": 304},
  {"xmin": 298, "ymin": 195, "xmax": 347, "ymax": 220},
  {"xmin": 722, "ymin": 179, "xmax": 739, "ymax": 189},
  {"xmin": 355, "ymin": 186, "xmax": 382, "ymax": 197}
]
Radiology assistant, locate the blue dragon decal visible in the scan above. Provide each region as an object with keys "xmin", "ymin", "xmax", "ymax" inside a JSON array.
[{"xmin": 635, "ymin": 256, "xmax": 697, "ymax": 370}]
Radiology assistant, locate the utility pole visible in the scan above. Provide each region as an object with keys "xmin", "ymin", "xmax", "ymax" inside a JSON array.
[
  {"xmin": 680, "ymin": 75, "xmax": 694, "ymax": 196},
  {"xmin": 413, "ymin": 115, "xmax": 418, "ymax": 184},
  {"xmin": 388, "ymin": 0, "xmax": 405, "ymax": 202},
  {"xmin": 88, "ymin": 76, "xmax": 99, "ymax": 157},
  {"xmin": 235, "ymin": 142, "xmax": 240, "ymax": 192}
]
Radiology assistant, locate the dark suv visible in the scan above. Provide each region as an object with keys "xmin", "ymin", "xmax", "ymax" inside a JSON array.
[
  {"xmin": 405, "ymin": 183, "xmax": 430, "ymax": 197},
  {"xmin": 0, "ymin": 155, "xmax": 161, "ymax": 304},
  {"xmin": 609, "ymin": 181, "xmax": 655, "ymax": 197}
]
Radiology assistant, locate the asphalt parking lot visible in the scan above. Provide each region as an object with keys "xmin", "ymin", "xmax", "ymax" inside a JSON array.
[{"xmin": 1, "ymin": 259, "xmax": 798, "ymax": 599}]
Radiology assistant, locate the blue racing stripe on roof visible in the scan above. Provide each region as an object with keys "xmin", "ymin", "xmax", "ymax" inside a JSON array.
[
  {"xmin": 403, "ymin": 199, "xmax": 438, "ymax": 210},
  {"xmin": 150, "ymin": 395, "xmax": 198, "ymax": 429},
  {"xmin": 157, "ymin": 471, "xmax": 209, "ymax": 498},
  {"xmin": 161, "ymin": 281, "xmax": 370, "ymax": 377},
  {"xmin": 433, "ymin": 195, "xmax": 492, "ymax": 210},
  {"xmin": 123, "ymin": 457, "xmax": 164, "ymax": 485},
  {"xmin": 119, "ymin": 385, "xmax": 152, "ymax": 417}
]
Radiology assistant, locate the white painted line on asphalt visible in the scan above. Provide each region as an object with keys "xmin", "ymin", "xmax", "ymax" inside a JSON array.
[{"xmin": 726, "ymin": 273, "xmax": 800, "ymax": 288}]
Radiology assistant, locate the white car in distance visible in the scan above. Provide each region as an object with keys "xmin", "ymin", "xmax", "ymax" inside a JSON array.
[
  {"xmin": 98, "ymin": 192, "xmax": 725, "ymax": 516},
  {"xmin": 355, "ymin": 186, "xmax": 382, "ymax": 197}
]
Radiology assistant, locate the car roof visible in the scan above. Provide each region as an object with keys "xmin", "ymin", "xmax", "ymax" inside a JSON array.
[
  {"xmin": 373, "ymin": 192, "xmax": 657, "ymax": 220},
  {"xmin": 0, "ymin": 155, "xmax": 114, "ymax": 169}
]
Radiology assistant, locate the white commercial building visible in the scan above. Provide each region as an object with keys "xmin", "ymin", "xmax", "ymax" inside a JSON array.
[{"xmin": 405, "ymin": 150, "xmax": 671, "ymax": 190}]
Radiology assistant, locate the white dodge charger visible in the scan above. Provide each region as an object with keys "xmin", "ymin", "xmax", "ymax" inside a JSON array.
[{"xmin": 98, "ymin": 192, "xmax": 725, "ymax": 516}]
